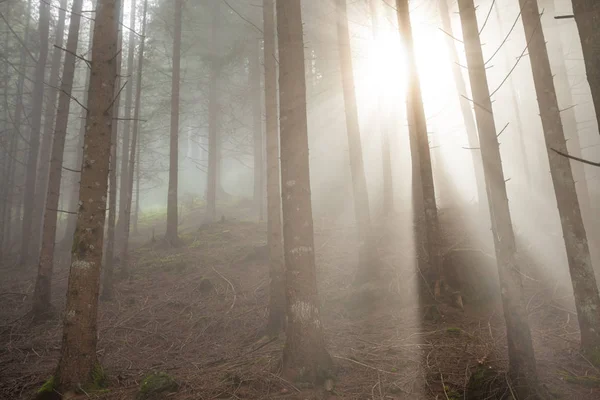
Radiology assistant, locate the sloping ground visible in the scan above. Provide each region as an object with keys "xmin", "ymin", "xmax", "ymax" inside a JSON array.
[{"xmin": 1, "ymin": 210, "xmax": 599, "ymax": 399}]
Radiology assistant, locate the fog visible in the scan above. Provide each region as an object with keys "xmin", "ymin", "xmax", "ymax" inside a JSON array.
[{"xmin": 1, "ymin": 0, "xmax": 600, "ymax": 398}]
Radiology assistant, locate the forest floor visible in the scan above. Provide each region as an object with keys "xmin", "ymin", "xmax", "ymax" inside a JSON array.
[{"xmin": 1, "ymin": 201, "xmax": 600, "ymax": 399}]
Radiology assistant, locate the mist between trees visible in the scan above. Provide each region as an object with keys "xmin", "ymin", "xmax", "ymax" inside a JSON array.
[{"xmin": 1, "ymin": 0, "xmax": 600, "ymax": 399}]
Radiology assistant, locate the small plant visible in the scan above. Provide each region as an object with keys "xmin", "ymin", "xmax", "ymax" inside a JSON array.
[
  {"xmin": 446, "ymin": 327, "xmax": 461, "ymax": 335},
  {"xmin": 138, "ymin": 371, "xmax": 178, "ymax": 399},
  {"xmin": 561, "ymin": 371, "xmax": 600, "ymax": 388},
  {"xmin": 90, "ymin": 363, "xmax": 108, "ymax": 389},
  {"xmin": 37, "ymin": 376, "xmax": 56, "ymax": 394}
]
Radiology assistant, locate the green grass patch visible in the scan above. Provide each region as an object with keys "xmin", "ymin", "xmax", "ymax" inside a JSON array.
[
  {"xmin": 138, "ymin": 372, "xmax": 178, "ymax": 399},
  {"xmin": 37, "ymin": 376, "xmax": 55, "ymax": 394}
]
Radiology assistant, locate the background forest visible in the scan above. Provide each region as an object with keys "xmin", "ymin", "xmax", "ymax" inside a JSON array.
[{"xmin": 1, "ymin": 0, "xmax": 600, "ymax": 399}]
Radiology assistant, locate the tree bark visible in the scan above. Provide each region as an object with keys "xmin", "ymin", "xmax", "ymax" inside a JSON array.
[
  {"xmin": 122, "ymin": 0, "xmax": 148, "ymax": 272},
  {"xmin": 571, "ymin": 0, "xmax": 600, "ymax": 136},
  {"xmin": 63, "ymin": 1, "xmax": 96, "ymax": 248},
  {"xmin": 116, "ymin": 0, "xmax": 136, "ymax": 250},
  {"xmin": 165, "ymin": 0, "xmax": 182, "ymax": 243},
  {"xmin": 458, "ymin": 0, "xmax": 541, "ymax": 396},
  {"xmin": 54, "ymin": 0, "xmax": 120, "ymax": 392},
  {"xmin": 19, "ymin": 0, "xmax": 51, "ymax": 267},
  {"xmin": 31, "ymin": 0, "xmax": 68, "ymax": 260},
  {"xmin": 32, "ymin": 0, "xmax": 84, "ymax": 319},
  {"xmin": 102, "ymin": 0, "xmax": 124, "ymax": 299},
  {"xmin": 250, "ymin": 39, "xmax": 264, "ymax": 221},
  {"xmin": 520, "ymin": 0, "xmax": 600, "ymax": 357},
  {"xmin": 276, "ymin": 0, "xmax": 334, "ymax": 383},
  {"xmin": 263, "ymin": 0, "xmax": 285, "ymax": 337},
  {"xmin": 541, "ymin": 0, "xmax": 600, "ymax": 270},
  {"xmin": 396, "ymin": 0, "xmax": 443, "ymax": 296}
]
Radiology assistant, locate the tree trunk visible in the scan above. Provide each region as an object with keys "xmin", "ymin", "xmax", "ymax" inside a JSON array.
[
  {"xmin": 5, "ymin": 0, "xmax": 33, "ymax": 256},
  {"xmin": 19, "ymin": 0, "xmax": 51, "ymax": 267},
  {"xmin": 571, "ymin": 0, "xmax": 600, "ymax": 136},
  {"xmin": 134, "ymin": 140, "xmax": 140, "ymax": 234},
  {"xmin": 438, "ymin": 0, "xmax": 488, "ymax": 216},
  {"xmin": 165, "ymin": 0, "xmax": 182, "ymax": 244},
  {"xmin": 206, "ymin": 1, "xmax": 219, "ymax": 223},
  {"xmin": 102, "ymin": 0, "xmax": 125, "ymax": 299},
  {"xmin": 336, "ymin": 0, "xmax": 378, "ymax": 284},
  {"xmin": 31, "ymin": 0, "xmax": 68, "ymax": 260},
  {"xmin": 368, "ymin": 0, "xmax": 394, "ymax": 216},
  {"xmin": 541, "ymin": 0, "xmax": 600, "ymax": 271},
  {"xmin": 32, "ymin": 0, "xmax": 84, "ymax": 319},
  {"xmin": 116, "ymin": 0, "xmax": 136, "ymax": 250},
  {"xmin": 458, "ymin": 0, "xmax": 541, "ymax": 396},
  {"xmin": 396, "ymin": 0, "xmax": 443, "ymax": 296},
  {"xmin": 54, "ymin": 0, "xmax": 120, "ymax": 392},
  {"xmin": 263, "ymin": 0, "xmax": 285, "ymax": 337},
  {"xmin": 0, "ymin": 3, "xmax": 13, "ymax": 257},
  {"xmin": 520, "ymin": 0, "xmax": 600, "ymax": 358},
  {"xmin": 276, "ymin": 0, "xmax": 333, "ymax": 383},
  {"xmin": 251, "ymin": 39, "xmax": 264, "ymax": 221},
  {"xmin": 122, "ymin": 0, "xmax": 148, "ymax": 272},
  {"xmin": 63, "ymin": 1, "xmax": 96, "ymax": 247}
]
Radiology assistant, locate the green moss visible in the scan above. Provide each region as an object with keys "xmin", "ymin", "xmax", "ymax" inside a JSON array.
[
  {"xmin": 91, "ymin": 363, "xmax": 107, "ymax": 389},
  {"xmin": 138, "ymin": 372, "xmax": 178, "ymax": 399},
  {"xmin": 37, "ymin": 376, "xmax": 56, "ymax": 394},
  {"xmin": 80, "ymin": 363, "xmax": 108, "ymax": 393},
  {"xmin": 443, "ymin": 385, "xmax": 462, "ymax": 400},
  {"xmin": 446, "ymin": 327, "xmax": 461, "ymax": 335},
  {"xmin": 586, "ymin": 346, "xmax": 600, "ymax": 367},
  {"xmin": 561, "ymin": 371, "xmax": 600, "ymax": 388}
]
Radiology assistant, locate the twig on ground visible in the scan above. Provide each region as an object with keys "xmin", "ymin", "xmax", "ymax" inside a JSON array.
[
  {"xmin": 212, "ymin": 266, "xmax": 237, "ymax": 314},
  {"xmin": 333, "ymin": 355, "xmax": 402, "ymax": 375}
]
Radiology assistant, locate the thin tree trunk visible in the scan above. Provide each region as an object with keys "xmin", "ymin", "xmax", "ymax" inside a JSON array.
[
  {"xmin": 31, "ymin": 0, "xmax": 68, "ymax": 261},
  {"xmin": 32, "ymin": 0, "xmax": 84, "ymax": 319},
  {"xmin": 368, "ymin": 0, "xmax": 394, "ymax": 216},
  {"xmin": 541, "ymin": 0, "xmax": 600, "ymax": 269},
  {"xmin": 438, "ymin": 0, "xmax": 488, "ymax": 215},
  {"xmin": 206, "ymin": 1, "xmax": 219, "ymax": 223},
  {"xmin": 116, "ymin": 0, "xmax": 136, "ymax": 249},
  {"xmin": 520, "ymin": 0, "xmax": 600, "ymax": 358},
  {"xmin": 8, "ymin": 0, "xmax": 33, "ymax": 254},
  {"xmin": 396, "ymin": 0, "xmax": 443, "ymax": 296},
  {"xmin": 251, "ymin": 39, "xmax": 264, "ymax": 221},
  {"xmin": 165, "ymin": 0, "xmax": 182, "ymax": 244},
  {"xmin": 263, "ymin": 0, "xmax": 285, "ymax": 337},
  {"xmin": 571, "ymin": 0, "xmax": 600, "ymax": 136},
  {"xmin": 101, "ymin": 0, "xmax": 125, "ymax": 299},
  {"xmin": 134, "ymin": 140, "xmax": 140, "ymax": 234},
  {"xmin": 336, "ymin": 0, "xmax": 377, "ymax": 284},
  {"xmin": 122, "ymin": 0, "xmax": 148, "ymax": 272},
  {"xmin": 19, "ymin": 0, "xmax": 51, "ymax": 267},
  {"xmin": 54, "ymin": 0, "xmax": 120, "ymax": 392},
  {"xmin": 458, "ymin": 0, "xmax": 541, "ymax": 396},
  {"xmin": 63, "ymin": 2, "xmax": 96, "ymax": 247},
  {"xmin": 276, "ymin": 0, "xmax": 333, "ymax": 383},
  {"xmin": 0, "ymin": 3, "xmax": 12, "ymax": 258}
]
